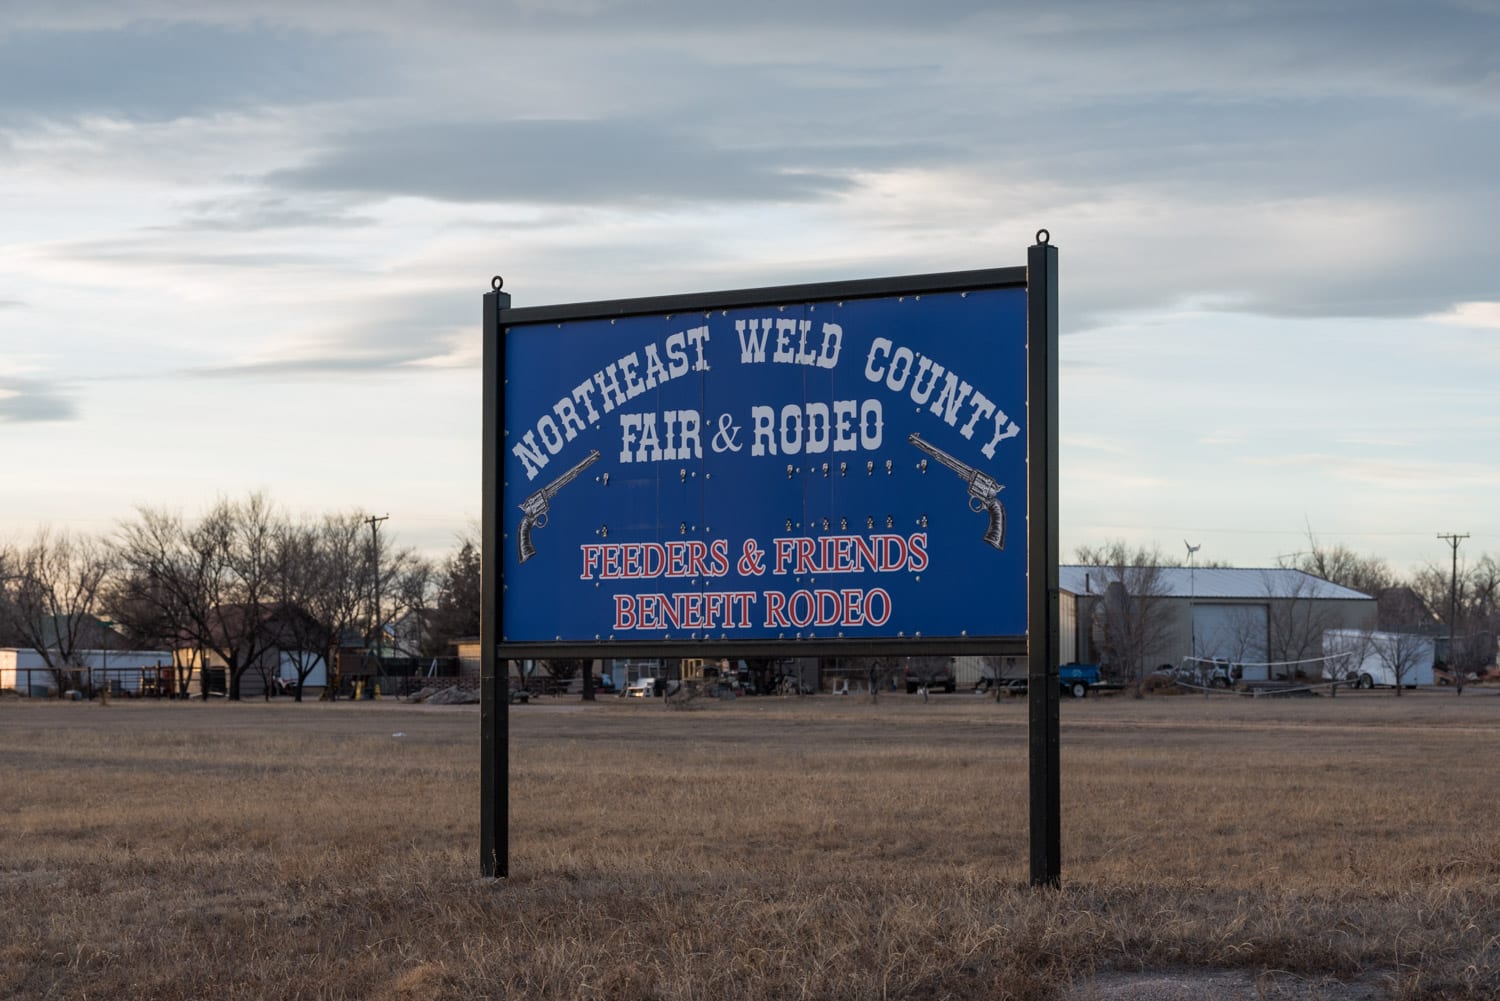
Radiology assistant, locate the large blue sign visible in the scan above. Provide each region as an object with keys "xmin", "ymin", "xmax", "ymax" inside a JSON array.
[{"xmin": 500, "ymin": 285, "xmax": 1027, "ymax": 643}]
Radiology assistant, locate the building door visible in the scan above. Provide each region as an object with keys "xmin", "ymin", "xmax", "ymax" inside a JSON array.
[{"xmin": 1192, "ymin": 604, "xmax": 1268, "ymax": 676}]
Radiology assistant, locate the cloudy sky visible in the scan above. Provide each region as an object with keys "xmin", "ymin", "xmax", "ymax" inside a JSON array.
[{"xmin": 2, "ymin": 0, "xmax": 1496, "ymax": 575}]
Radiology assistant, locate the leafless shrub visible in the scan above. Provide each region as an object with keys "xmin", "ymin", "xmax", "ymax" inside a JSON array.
[{"xmin": 1139, "ymin": 672, "xmax": 1183, "ymax": 696}]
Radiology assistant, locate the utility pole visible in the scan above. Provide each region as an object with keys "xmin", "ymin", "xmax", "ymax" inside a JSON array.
[
  {"xmin": 1438, "ymin": 532, "xmax": 1468, "ymax": 694},
  {"xmin": 365, "ymin": 514, "xmax": 389, "ymax": 657},
  {"xmin": 1185, "ymin": 541, "xmax": 1201, "ymax": 663}
]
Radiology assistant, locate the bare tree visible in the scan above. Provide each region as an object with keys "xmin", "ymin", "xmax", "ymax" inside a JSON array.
[
  {"xmin": 1075, "ymin": 541, "xmax": 1174, "ymax": 694},
  {"xmin": 111, "ymin": 507, "xmax": 209, "ymax": 698},
  {"xmin": 1465, "ymin": 555, "xmax": 1500, "ymax": 678},
  {"xmin": 1411, "ymin": 554, "xmax": 1500, "ymax": 687},
  {"xmin": 102, "ymin": 565, "xmax": 181, "ymax": 654},
  {"xmin": 0, "ymin": 545, "xmax": 23, "ymax": 648},
  {"xmin": 424, "ymin": 536, "xmax": 481, "ymax": 657},
  {"xmin": 0, "ymin": 529, "xmax": 113, "ymax": 696},
  {"xmin": 385, "ymin": 551, "xmax": 434, "ymax": 657},
  {"xmin": 1408, "ymin": 564, "xmax": 1451, "ymax": 627},
  {"xmin": 1283, "ymin": 532, "xmax": 1393, "ymax": 596},
  {"xmin": 1373, "ymin": 631, "xmax": 1430, "ymax": 697},
  {"xmin": 540, "ymin": 658, "xmax": 587, "ymax": 694},
  {"xmin": 191, "ymin": 495, "xmax": 283, "ymax": 700},
  {"xmin": 269, "ymin": 520, "xmax": 332, "ymax": 702},
  {"xmin": 862, "ymin": 656, "xmax": 901, "ymax": 702},
  {"xmin": 115, "ymin": 494, "xmax": 287, "ymax": 701},
  {"xmin": 1264, "ymin": 571, "xmax": 1337, "ymax": 675}
]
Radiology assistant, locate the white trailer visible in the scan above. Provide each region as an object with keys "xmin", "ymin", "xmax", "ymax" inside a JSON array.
[{"xmin": 1322, "ymin": 629, "xmax": 1436, "ymax": 689}]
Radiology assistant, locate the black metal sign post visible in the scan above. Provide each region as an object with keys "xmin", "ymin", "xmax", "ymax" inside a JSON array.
[
  {"xmin": 481, "ymin": 280, "xmax": 509, "ymax": 879},
  {"xmin": 1026, "ymin": 233, "xmax": 1061, "ymax": 888}
]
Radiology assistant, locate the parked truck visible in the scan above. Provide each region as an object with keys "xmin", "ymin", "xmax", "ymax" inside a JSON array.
[
  {"xmin": 903, "ymin": 656, "xmax": 957, "ymax": 694},
  {"xmin": 1174, "ymin": 657, "xmax": 1243, "ymax": 689},
  {"xmin": 624, "ymin": 677, "xmax": 658, "ymax": 697}
]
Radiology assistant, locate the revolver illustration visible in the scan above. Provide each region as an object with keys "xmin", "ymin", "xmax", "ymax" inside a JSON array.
[
  {"xmin": 907, "ymin": 434, "xmax": 1005, "ymax": 550},
  {"xmin": 517, "ymin": 449, "xmax": 600, "ymax": 564}
]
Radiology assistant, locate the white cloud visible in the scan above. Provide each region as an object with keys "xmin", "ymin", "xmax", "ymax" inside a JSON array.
[{"xmin": 1428, "ymin": 301, "xmax": 1500, "ymax": 329}]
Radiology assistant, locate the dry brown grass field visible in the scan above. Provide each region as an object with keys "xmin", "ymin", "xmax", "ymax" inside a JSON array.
[{"xmin": 2, "ymin": 689, "xmax": 1498, "ymax": 1000}]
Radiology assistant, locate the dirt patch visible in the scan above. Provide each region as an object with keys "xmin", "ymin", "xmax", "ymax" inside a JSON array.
[{"xmin": 1071, "ymin": 969, "xmax": 1387, "ymax": 1000}]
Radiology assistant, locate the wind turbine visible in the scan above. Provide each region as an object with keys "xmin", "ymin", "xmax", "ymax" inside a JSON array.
[{"xmin": 1184, "ymin": 541, "xmax": 1201, "ymax": 661}]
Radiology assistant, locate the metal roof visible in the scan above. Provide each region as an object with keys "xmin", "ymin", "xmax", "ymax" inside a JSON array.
[{"xmin": 1059, "ymin": 566, "xmax": 1373, "ymax": 601}]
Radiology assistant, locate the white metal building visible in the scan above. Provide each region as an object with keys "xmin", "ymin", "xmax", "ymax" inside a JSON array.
[
  {"xmin": 1, "ymin": 648, "xmax": 175, "ymax": 696},
  {"xmin": 1060, "ymin": 567, "xmax": 1377, "ymax": 679}
]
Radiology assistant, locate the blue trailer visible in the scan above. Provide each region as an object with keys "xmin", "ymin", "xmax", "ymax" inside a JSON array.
[
  {"xmin": 986, "ymin": 662, "xmax": 1118, "ymax": 698},
  {"xmin": 1059, "ymin": 663, "xmax": 1120, "ymax": 698}
]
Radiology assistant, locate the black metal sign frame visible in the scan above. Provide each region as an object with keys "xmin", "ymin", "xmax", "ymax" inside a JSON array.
[{"xmin": 481, "ymin": 235, "xmax": 1059, "ymax": 885}]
